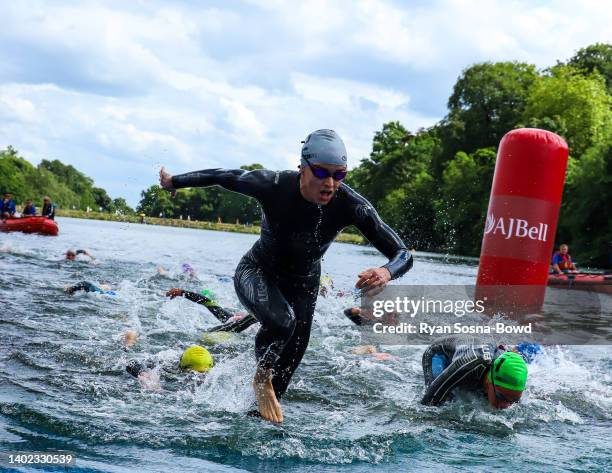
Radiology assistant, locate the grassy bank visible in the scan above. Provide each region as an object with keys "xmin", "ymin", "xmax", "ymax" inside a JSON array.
[{"xmin": 56, "ymin": 209, "xmax": 365, "ymax": 245}]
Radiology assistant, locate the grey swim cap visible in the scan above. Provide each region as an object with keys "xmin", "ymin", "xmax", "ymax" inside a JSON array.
[{"xmin": 301, "ymin": 129, "xmax": 347, "ymax": 167}]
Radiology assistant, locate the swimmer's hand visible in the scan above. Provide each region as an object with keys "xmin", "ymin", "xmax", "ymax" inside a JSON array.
[
  {"xmin": 355, "ymin": 267, "xmax": 391, "ymax": 294},
  {"xmin": 166, "ymin": 287, "xmax": 184, "ymax": 299},
  {"xmin": 159, "ymin": 167, "xmax": 176, "ymax": 197}
]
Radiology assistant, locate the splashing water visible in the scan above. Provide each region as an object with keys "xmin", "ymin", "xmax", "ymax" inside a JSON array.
[{"xmin": 1, "ymin": 218, "xmax": 610, "ymax": 472}]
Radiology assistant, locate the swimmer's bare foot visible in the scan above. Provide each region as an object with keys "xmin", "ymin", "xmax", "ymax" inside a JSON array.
[{"xmin": 253, "ymin": 368, "xmax": 283, "ymax": 423}]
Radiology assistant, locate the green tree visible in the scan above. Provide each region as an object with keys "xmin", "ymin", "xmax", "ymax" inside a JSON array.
[
  {"xmin": 137, "ymin": 185, "xmax": 177, "ymax": 217},
  {"xmin": 522, "ymin": 65, "xmax": 612, "ymax": 157},
  {"xmin": 111, "ymin": 197, "xmax": 133, "ymax": 214},
  {"xmin": 92, "ymin": 187, "xmax": 112, "ymax": 211},
  {"xmin": 441, "ymin": 62, "xmax": 538, "ymax": 166},
  {"xmin": 566, "ymin": 43, "xmax": 612, "ymax": 93},
  {"xmin": 559, "ymin": 131, "xmax": 612, "ymax": 266},
  {"xmin": 346, "ymin": 123, "xmax": 439, "ymax": 206},
  {"xmin": 1, "ymin": 147, "xmax": 124, "ymax": 211},
  {"xmin": 434, "ymin": 148, "xmax": 497, "ymax": 255}
]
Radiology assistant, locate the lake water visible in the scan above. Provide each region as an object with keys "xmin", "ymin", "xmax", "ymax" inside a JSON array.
[{"xmin": 1, "ymin": 218, "xmax": 611, "ymax": 472}]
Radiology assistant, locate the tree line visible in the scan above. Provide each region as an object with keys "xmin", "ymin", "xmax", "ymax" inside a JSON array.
[
  {"xmin": 1, "ymin": 43, "xmax": 610, "ymax": 265},
  {"xmin": 0, "ymin": 147, "xmax": 132, "ymax": 214}
]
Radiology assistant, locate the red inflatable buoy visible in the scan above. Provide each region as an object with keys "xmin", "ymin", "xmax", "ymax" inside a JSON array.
[{"xmin": 476, "ymin": 128, "xmax": 568, "ymax": 313}]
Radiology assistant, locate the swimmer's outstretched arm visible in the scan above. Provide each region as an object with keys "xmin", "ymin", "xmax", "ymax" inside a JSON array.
[
  {"xmin": 207, "ymin": 313, "xmax": 258, "ymax": 333},
  {"xmin": 166, "ymin": 288, "xmax": 234, "ymax": 323},
  {"xmin": 162, "ymin": 167, "xmax": 277, "ymax": 203}
]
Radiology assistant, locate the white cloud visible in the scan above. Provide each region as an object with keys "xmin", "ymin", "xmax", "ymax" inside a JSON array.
[{"xmin": 0, "ymin": 0, "xmax": 609, "ymax": 205}]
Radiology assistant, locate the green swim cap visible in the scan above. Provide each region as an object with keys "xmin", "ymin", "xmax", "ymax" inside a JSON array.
[
  {"xmin": 200, "ymin": 289, "xmax": 215, "ymax": 300},
  {"xmin": 200, "ymin": 331, "xmax": 236, "ymax": 346},
  {"xmin": 488, "ymin": 351, "xmax": 528, "ymax": 391},
  {"xmin": 179, "ymin": 345, "xmax": 214, "ymax": 372}
]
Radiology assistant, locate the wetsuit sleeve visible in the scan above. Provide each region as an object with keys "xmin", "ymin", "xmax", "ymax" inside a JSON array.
[
  {"xmin": 420, "ymin": 348, "xmax": 487, "ymax": 406},
  {"xmin": 422, "ymin": 337, "xmax": 457, "ymax": 386},
  {"xmin": 66, "ymin": 281, "xmax": 99, "ymax": 294},
  {"xmin": 349, "ymin": 199, "xmax": 413, "ymax": 279},
  {"xmin": 171, "ymin": 168, "xmax": 277, "ymax": 203},
  {"xmin": 182, "ymin": 290, "xmax": 234, "ymax": 323},
  {"xmin": 207, "ymin": 314, "xmax": 258, "ymax": 333}
]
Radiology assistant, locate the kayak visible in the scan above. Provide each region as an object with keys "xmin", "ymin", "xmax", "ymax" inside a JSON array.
[
  {"xmin": 547, "ymin": 273, "xmax": 612, "ymax": 295},
  {"xmin": 0, "ymin": 217, "xmax": 59, "ymax": 236}
]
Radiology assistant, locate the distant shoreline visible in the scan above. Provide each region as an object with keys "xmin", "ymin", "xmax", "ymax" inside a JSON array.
[{"xmin": 56, "ymin": 209, "xmax": 365, "ymax": 245}]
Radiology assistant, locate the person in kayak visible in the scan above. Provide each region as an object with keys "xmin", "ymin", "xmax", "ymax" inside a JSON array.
[
  {"xmin": 552, "ymin": 244, "xmax": 577, "ymax": 274},
  {"xmin": 65, "ymin": 249, "xmax": 95, "ymax": 261},
  {"xmin": 420, "ymin": 336, "xmax": 532, "ymax": 408},
  {"xmin": 22, "ymin": 199, "xmax": 37, "ymax": 216},
  {"xmin": 41, "ymin": 196, "xmax": 55, "ymax": 220},
  {"xmin": 126, "ymin": 345, "xmax": 214, "ymax": 391},
  {"xmin": 159, "ymin": 129, "xmax": 413, "ymax": 423},
  {"xmin": 64, "ymin": 281, "xmax": 116, "ymax": 295},
  {"xmin": 1, "ymin": 192, "xmax": 16, "ymax": 219},
  {"xmin": 166, "ymin": 287, "xmax": 258, "ymax": 333}
]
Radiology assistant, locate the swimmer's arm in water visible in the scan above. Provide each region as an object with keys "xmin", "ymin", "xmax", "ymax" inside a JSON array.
[
  {"xmin": 422, "ymin": 338, "xmax": 457, "ymax": 386},
  {"xmin": 349, "ymin": 199, "xmax": 413, "ymax": 281},
  {"xmin": 343, "ymin": 307, "xmax": 370, "ymax": 326},
  {"xmin": 75, "ymin": 249, "xmax": 95, "ymax": 260},
  {"xmin": 64, "ymin": 281, "xmax": 100, "ymax": 295},
  {"xmin": 207, "ymin": 313, "xmax": 258, "ymax": 333},
  {"xmin": 420, "ymin": 354, "xmax": 485, "ymax": 406},
  {"xmin": 166, "ymin": 288, "xmax": 235, "ymax": 323},
  {"xmin": 163, "ymin": 167, "xmax": 278, "ymax": 203}
]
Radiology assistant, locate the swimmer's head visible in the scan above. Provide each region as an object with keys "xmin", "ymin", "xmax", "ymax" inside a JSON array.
[
  {"xmin": 179, "ymin": 345, "xmax": 214, "ymax": 372},
  {"xmin": 181, "ymin": 263, "xmax": 195, "ymax": 277},
  {"xmin": 486, "ymin": 352, "xmax": 527, "ymax": 409},
  {"xmin": 65, "ymin": 250, "xmax": 76, "ymax": 260},
  {"xmin": 200, "ymin": 288, "xmax": 215, "ymax": 300}
]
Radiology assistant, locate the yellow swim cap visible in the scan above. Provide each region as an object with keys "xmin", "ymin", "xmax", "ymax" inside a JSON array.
[{"xmin": 179, "ymin": 345, "xmax": 214, "ymax": 372}]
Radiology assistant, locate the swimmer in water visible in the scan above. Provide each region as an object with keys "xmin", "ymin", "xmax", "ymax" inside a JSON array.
[
  {"xmin": 181, "ymin": 263, "xmax": 197, "ymax": 279},
  {"xmin": 126, "ymin": 345, "xmax": 214, "ymax": 391},
  {"xmin": 64, "ymin": 281, "xmax": 116, "ymax": 295},
  {"xmin": 65, "ymin": 249, "xmax": 95, "ymax": 261},
  {"xmin": 420, "ymin": 336, "xmax": 539, "ymax": 409},
  {"xmin": 165, "ymin": 287, "xmax": 257, "ymax": 333}
]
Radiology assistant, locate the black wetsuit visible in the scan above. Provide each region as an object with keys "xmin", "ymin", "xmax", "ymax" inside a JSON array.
[
  {"xmin": 180, "ymin": 290, "xmax": 258, "ymax": 333},
  {"xmin": 172, "ymin": 168, "xmax": 413, "ymax": 398},
  {"xmin": 65, "ymin": 281, "xmax": 112, "ymax": 295},
  {"xmin": 42, "ymin": 202, "xmax": 55, "ymax": 219},
  {"xmin": 420, "ymin": 337, "xmax": 508, "ymax": 406}
]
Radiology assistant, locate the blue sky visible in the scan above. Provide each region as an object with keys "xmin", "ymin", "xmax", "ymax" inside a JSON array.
[{"xmin": 1, "ymin": 0, "xmax": 610, "ymax": 206}]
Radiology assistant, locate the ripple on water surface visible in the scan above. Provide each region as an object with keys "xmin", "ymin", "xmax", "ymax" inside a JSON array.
[{"xmin": 1, "ymin": 218, "xmax": 611, "ymax": 472}]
